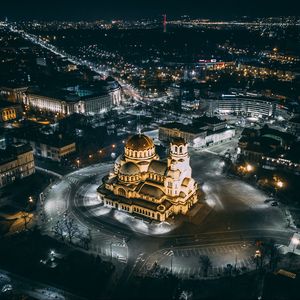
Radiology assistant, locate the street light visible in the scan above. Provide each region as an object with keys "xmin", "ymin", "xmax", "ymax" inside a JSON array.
[
  {"xmin": 50, "ymin": 249, "xmax": 55, "ymax": 262},
  {"xmin": 246, "ymin": 164, "xmax": 253, "ymax": 172},
  {"xmin": 276, "ymin": 180, "xmax": 284, "ymax": 188},
  {"xmin": 76, "ymin": 159, "xmax": 80, "ymax": 168}
]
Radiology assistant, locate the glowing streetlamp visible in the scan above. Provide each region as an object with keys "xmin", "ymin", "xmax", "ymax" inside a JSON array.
[
  {"xmin": 28, "ymin": 196, "xmax": 33, "ymax": 203},
  {"xmin": 246, "ymin": 164, "xmax": 253, "ymax": 172},
  {"xmin": 50, "ymin": 249, "xmax": 55, "ymax": 262},
  {"xmin": 76, "ymin": 159, "xmax": 80, "ymax": 168},
  {"xmin": 276, "ymin": 180, "xmax": 284, "ymax": 188},
  {"xmin": 255, "ymin": 250, "xmax": 261, "ymax": 258}
]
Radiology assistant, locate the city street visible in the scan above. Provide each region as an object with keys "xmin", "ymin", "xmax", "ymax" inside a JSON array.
[
  {"xmin": 41, "ymin": 148, "xmax": 294, "ymax": 283},
  {"xmin": 0, "ymin": 268, "xmax": 83, "ymax": 300},
  {"xmin": 138, "ymin": 241, "xmax": 257, "ymax": 279}
]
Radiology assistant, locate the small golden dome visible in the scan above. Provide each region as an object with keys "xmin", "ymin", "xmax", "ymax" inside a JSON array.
[
  {"xmin": 125, "ymin": 134, "xmax": 154, "ymax": 151},
  {"xmin": 119, "ymin": 162, "xmax": 140, "ymax": 175}
]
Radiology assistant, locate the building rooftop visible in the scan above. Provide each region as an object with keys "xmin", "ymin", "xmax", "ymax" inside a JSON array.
[
  {"xmin": 260, "ymin": 126, "xmax": 296, "ymax": 142},
  {"xmin": 193, "ymin": 115, "xmax": 225, "ymax": 125},
  {"xmin": 289, "ymin": 116, "xmax": 300, "ymax": 124},
  {"xmin": 27, "ymin": 80, "xmax": 118, "ymax": 103},
  {"xmin": 160, "ymin": 122, "xmax": 205, "ymax": 134},
  {"xmin": 0, "ymin": 143, "xmax": 32, "ymax": 165},
  {"xmin": 97, "ymin": 185, "xmax": 172, "ymax": 211},
  {"xmin": 12, "ymin": 130, "xmax": 75, "ymax": 148},
  {"xmin": 0, "ymin": 100, "xmax": 21, "ymax": 109}
]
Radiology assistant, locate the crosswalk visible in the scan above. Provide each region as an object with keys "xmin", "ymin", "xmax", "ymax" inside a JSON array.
[
  {"xmin": 65, "ymin": 176, "xmax": 80, "ymax": 185},
  {"xmin": 140, "ymin": 243, "xmax": 256, "ymax": 279},
  {"xmin": 142, "ymin": 256, "xmax": 254, "ymax": 278},
  {"xmin": 88, "ymin": 230, "xmax": 129, "ymax": 262},
  {"xmin": 163, "ymin": 243, "xmax": 251, "ymax": 258}
]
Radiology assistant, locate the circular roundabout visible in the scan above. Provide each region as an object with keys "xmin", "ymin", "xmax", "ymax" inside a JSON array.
[{"xmin": 40, "ymin": 149, "xmax": 292, "ymax": 278}]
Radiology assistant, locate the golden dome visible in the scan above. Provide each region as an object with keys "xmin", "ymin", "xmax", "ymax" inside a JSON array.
[
  {"xmin": 125, "ymin": 134, "xmax": 154, "ymax": 151},
  {"xmin": 119, "ymin": 162, "xmax": 140, "ymax": 175}
]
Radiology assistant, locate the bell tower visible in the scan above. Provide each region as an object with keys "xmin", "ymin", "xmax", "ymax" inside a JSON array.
[{"xmin": 168, "ymin": 138, "xmax": 191, "ymax": 178}]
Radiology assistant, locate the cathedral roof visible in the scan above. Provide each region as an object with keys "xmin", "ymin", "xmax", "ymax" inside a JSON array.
[
  {"xmin": 138, "ymin": 183, "xmax": 165, "ymax": 199},
  {"xmin": 125, "ymin": 134, "xmax": 155, "ymax": 151},
  {"xmin": 98, "ymin": 184, "xmax": 172, "ymax": 211},
  {"xmin": 148, "ymin": 160, "xmax": 167, "ymax": 175},
  {"xmin": 182, "ymin": 177, "xmax": 191, "ymax": 187},
  {"xmin": 119, "ymin": 162, "xmax": 139, "ymax": 175}
]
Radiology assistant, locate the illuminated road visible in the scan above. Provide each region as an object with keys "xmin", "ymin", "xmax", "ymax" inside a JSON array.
[
  {"xmin": 0, "ymin": 268, "xmax": 83, "ymax": 300},
  {"xmin": 138, "ymin": 241, "xmax": 257, "ymax": 278},
  {"xmin": 41, "ymin": 149, "xmax": 294, "ymax": 278},
  {"xmin": 5, "ymin": 23, "xmax": 143, "ymax": 101}
]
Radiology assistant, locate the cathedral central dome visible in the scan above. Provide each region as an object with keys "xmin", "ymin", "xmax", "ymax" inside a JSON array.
[
  {"xmin": 124, "ymin": 134, "xmax": 156, "ymax": 160},
  {"xmin": 125, "ymin": 134, "xmax": 154, "ymax": 151}
]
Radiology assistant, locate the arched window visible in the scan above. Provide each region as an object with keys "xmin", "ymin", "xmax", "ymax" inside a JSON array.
[
  {"xmin": 179, "ymin": 146, "xmax": 183, "ymax": 154},
  {"xmin": 118, "ymin": 188, "xmax": 126, "ymax": 197},
  {"xmin": 174, "ymin": 146, "xmax": 178, "ymax": 153}
]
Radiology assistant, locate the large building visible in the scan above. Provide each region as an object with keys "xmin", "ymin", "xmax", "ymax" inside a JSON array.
[
  {"xmin": 159, "ymin": 116, "xmax": 235, "ymax": 148},
  {"xmin": 0, "ymin": 143, "xmax": 35, "ymax": 188},
  {"xmin": 12, "ymin": 131, "xmax": 76, "ymax": 162},
  {"xmin": 98, "ymin": 134, "xmax": 199, "ymax": 222},
  {"xmin": 204, "ymin": 95, "xmax": 277, "ymax": 118},
  {"xmin": 0, "ymin": 86, "xmax": 29, "ymax": 103},
  {"xmin": 0, "ymin": 100, "xmax": 22, "ymax": 123},
  {"xmin": 238, "ymin": 126, "xmax": 299, "ymax": 173},
  {"xmin": 24, "ymin": 78, "xmax": 122, "ymax": 115}
]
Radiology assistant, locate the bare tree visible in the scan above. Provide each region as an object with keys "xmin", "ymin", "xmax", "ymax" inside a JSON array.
[
  {"xmin": 199, "ymin": 255, "xmax": 212, "ymax": 277},
  {"xmin": 21, "ymin": 212, "xmax": 33, "ymax": 230},
  {"xmin": 263, "ymin": 239, "xmax": 281, "ymax": 271},
  {"xmin": 52, "ymin": 220, "xmax": 65, "ymax": 241},
  {"xmin": 51, "ymin": 215, "xmax": 80, "ymax": 244},
  {"xmin": 224, "ymin": 263, "xmax": 233, "ymax": 277},
  {"xmin": 63, "ymin": 216, "xmax": 80, "ymax": 244}
]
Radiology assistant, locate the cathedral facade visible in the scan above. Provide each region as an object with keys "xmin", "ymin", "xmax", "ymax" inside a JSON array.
[{"xmin": 97, "ymin": 134, "xmax": 199, "ymax": 222}]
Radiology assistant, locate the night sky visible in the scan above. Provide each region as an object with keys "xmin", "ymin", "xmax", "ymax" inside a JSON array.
[{"xmin": 1, "ymin": 0, "xmax": 299, "ymax": 20}]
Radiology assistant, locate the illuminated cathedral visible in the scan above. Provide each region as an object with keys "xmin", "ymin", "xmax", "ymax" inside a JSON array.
[{"xmin": 97, "ymin": 133, "xmax": 199, "ymax": 222}]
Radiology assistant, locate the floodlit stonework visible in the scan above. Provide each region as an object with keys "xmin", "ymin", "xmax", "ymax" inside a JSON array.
[{"xmin": 97, "ymin": 133, "xmax": 199, "ymax": 222}]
